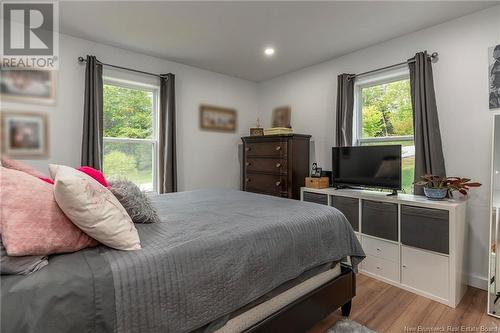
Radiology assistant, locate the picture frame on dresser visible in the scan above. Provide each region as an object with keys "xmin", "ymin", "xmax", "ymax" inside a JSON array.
[{"xmin": 301, "ymin": 187, "xmax": 467, "ymax": 308}]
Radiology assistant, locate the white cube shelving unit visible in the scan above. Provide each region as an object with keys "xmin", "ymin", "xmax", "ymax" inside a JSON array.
[{"xmin": 300, "ymin": 187, "xmax": 467, "ymax": 308}]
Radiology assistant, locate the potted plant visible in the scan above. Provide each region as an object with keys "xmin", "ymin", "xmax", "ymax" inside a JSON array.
[{"xmin": 414, "ymin": 175, "xmax": 481, "ymax": 200}]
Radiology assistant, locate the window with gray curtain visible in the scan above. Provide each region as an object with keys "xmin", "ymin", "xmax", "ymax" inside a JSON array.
[
  {"xmin": 335, "ymin": 73, "xmax": 355, "ymax": 147},
  {"xmin": 81, "ymin": 55, "xmax": 103, "ymax": 170},
  {"xmin": 354, "ymin": 70, "xmax": 415, "ymax": 193},
  {"xmin": 158, "ymin": 73, "xmax": 177, "ymax": 194},
  {"xmin": 408, "ymin": 51, "xmax": 446, "ymax": 195}
]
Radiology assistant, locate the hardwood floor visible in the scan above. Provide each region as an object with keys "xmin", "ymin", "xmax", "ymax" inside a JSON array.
[{"xmin": 308, "ymin": 274, "xmax": 500, "ymax": 333}]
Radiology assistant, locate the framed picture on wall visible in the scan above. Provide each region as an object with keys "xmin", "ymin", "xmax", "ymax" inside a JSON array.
[
  {"xmin": 1, "ymin": 111, "xmax": 49, "ymax": 158},
  {"xmin": 0, "ymin": 68, "xmax": 56, "ymax": 105},
  {"xmin": 490, "ymin": 44, "xmax": 500, "ymax": 110},
  {"xmin": 271, "ymin": 106, "xmax": 291, "ymax": 128},
  {"xmin": 199, "ymin": 105, "xmax": 237, "ymax": 132}
]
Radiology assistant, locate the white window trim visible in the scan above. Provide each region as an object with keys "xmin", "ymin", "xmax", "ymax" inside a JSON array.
[
  {"xmin": 353, "ymin": 67, "xmax": 412, "ymax": 146},
  {"xmin": 103, "ymin": 77, "xmax": 160, "ymax": 193}
]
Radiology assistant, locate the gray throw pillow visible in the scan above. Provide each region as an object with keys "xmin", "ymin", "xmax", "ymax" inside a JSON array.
[
  {"xmin": 1, "ymin": 240, "xmax": 48, "ymax": 275},
  {"xmin": 108, "ymin": 179, "xmax": 160, "ymax": 224}
]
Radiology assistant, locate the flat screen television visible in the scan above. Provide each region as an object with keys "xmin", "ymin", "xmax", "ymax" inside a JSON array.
[{"xmin": 331, "ymin": 145, "xmax": 401, "ymax": 191}]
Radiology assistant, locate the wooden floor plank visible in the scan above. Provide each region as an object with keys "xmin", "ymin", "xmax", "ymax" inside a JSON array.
[
  {"xmin": 385, "ymin": 294, "xmax": 435, "ymax": 333},
  {"xmin": 308, "ymin": 274, "xmax": 500, "ymax": 333}
]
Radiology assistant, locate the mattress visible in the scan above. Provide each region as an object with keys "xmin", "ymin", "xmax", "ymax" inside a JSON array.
[
  {"xmin": 2, "ymin": 189, "xmax": 364, "ymax": 333},
  {"xmin": 215, "ymin": 264, "xmax": 342, "ymax": 333}
]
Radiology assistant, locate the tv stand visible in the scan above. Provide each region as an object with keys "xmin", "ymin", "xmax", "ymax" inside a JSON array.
[
  {"xmin": 387, "ymin": 189, "xmax": 398, "ymax": 196},
  {"xmin": 300, "ymin": 186, "xmax": 467, "ymax": 308}
]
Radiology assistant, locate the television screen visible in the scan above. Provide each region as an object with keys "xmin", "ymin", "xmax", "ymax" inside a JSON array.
[{"xmin": 332, "ymin": 145, "xmax": 402, "ymax": 190}]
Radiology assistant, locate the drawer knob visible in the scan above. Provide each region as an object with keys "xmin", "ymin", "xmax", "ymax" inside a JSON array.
[
  {"xmin": 376, "ymin": 266, "xmax": 380, "ymax": 270},
  {"xmin": 276, "ymin": 163, "xmax": 281, "ymax": 168},
  {"xmin": 402, "ymin": 265, "xmax": 407, "ymax": 268},
  {"xmin": 275, "ymin": 146, "xmax": 281, "ymax": 151},
  {"xmin": 245, "ymin": 147, "xmax": 251, "ymax": 152},
  {"xmin": 245, "ymin": 162, "xmax": 251, "ymax": 166},
  {"xmin": 245, "ymin": 178, "xmax": 250, "ymax": 183},
  {"xmin": 376, "ymin": 248, "xmax": 381, "ymax": 251},
  {"xmin": 275, "ymin": 181, "xmax": 281, "ymax": 186}
]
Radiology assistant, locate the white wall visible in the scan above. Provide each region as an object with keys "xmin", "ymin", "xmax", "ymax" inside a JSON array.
[
  {"xmin": 4, "ymin": 4, "xmax": 499, "ymax": 289},
  {"xmin": 2, "ymin": 33, "xmax": 258, "ymax": 191},
  {"xmin": 257, "ymin": 6, "xmax": 500, "ymax": 288}
]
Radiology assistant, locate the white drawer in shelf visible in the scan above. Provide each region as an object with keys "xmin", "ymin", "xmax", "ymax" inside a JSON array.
[
  {"xmin": 362, "ymin": 236, "xmax": 398, "ymax": 262},
  {"xmin": 401, "ymin": 246, "xmax": 449, "ymax": 301},
  {"xmin": 362, "ymin": 254, "xmax": 399, "ymax": 282}
]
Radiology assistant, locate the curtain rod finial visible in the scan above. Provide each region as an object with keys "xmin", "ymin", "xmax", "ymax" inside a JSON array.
[{"xmin": 78, "ymin": 56, "xmax": 85, "ymax": 63}]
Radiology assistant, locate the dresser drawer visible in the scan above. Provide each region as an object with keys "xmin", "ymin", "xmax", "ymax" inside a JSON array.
[
  {"xmin": 245, "ymin": 173, "xmax": 287, "ymax": 195},
  {"xmin": 362, "ymin": 236, "xmax": 398, "ymax": 262},
  {"xmin": 401, "ymin": 246, "xmax": 449, "ymax": 300},
  {"xmin": 245, "ymin": 141, "xmax": 287, "ymax": 157},
  {"xmin": 362, "ymin": 255, "xmax": 398, "ymax": 282},
  {"xmin": 245, "ymin": 157, "xmax": 287, "ymax": 174}
]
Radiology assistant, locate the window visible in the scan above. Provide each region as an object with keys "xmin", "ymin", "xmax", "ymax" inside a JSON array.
[
  {"xmin": 103, "ymin": 78, "xmax": 158, "ymax": 192},
  {"xmin": 354, "ymin": 70, "xmax": 414, "ymax": 193}
]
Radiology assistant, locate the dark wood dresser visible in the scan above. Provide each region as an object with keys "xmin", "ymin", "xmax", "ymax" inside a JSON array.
[{"xmin": 241, "ymin": 134, "xmax": 311, "ymax": 199}]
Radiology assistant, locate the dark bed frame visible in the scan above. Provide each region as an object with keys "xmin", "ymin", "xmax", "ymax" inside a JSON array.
[{"xmin": 245, "ymin": 265, "xmax": 355, "ymax": 333}]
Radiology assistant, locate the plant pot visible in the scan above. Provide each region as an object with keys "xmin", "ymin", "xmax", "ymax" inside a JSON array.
[{"xmin": 423, "ymin": 187, "xmax": 448, "ymax": 200}]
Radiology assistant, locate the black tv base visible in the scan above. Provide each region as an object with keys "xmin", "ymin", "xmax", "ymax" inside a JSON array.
[
  {"xmin": 386, "ymin": 189, "xmax": 398, "ymax": 196},
  {"xmin": 333, "ymin": 185, "xmax": 364, "ymax": 190}
]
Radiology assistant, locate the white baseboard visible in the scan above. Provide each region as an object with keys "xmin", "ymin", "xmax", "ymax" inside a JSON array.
[{"xmin": 468, "ymin": 273, "xmax": 488, "ymax": 290}]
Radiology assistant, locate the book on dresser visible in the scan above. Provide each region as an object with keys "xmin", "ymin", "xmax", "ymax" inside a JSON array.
[
  {"xmin": 241, "ymin": 134, "xmax": 311, "ymax": 199},
  {"xmin": 301, "ymin": 187, "xmax": 467, "ymax": 308}
]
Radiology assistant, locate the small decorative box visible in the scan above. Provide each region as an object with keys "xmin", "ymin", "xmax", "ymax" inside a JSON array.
[{"xmin": 305, "ymin": 177, "xmax": 329, "ymax": 189}]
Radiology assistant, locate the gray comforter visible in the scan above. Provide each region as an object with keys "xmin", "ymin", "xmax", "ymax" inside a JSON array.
[{"xmin": 1, "ymin": 189, "xmax": 364, "ymax": 333}]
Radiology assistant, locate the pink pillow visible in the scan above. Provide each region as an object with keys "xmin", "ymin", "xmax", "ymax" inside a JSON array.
[
  {"xmin": 0, "ymin": 167, "xmax": 98, "ymax": 256},
  {"xmin": 39, "ymin": 177, "xmax": 54, "ymax": 184},
  {"xmin": 1, "ymin": 157, "xmax": 47, "ymax": 179},
  {"xmin": 77, "ymin": 166, "xmax": 108, "ymax": 187}
]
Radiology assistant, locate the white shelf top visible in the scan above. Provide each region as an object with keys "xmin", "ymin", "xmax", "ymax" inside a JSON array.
[{"xmin": 301, "ymin": 187, "xmax": 467, "ymax": 210}]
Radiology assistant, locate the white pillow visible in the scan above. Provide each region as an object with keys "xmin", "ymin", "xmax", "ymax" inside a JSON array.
[{"xmin": 49, "ymin": 164, "xmax": 141, "ymax": 251}]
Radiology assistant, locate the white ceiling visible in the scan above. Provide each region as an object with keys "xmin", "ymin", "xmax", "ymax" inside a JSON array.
[{"xmin": 60, "ymin": 1, "xmax": 498, "ymax": 82}]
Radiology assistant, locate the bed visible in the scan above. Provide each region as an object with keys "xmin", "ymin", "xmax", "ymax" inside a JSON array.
[{"xmin": 1, "ymin": 189, "xmax": 365, "ymax": 333}]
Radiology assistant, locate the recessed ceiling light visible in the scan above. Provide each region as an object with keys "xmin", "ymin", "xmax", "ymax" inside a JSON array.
[{"xmin": 264, "ymin": 47, "xmax": 275, "ymax": 56}]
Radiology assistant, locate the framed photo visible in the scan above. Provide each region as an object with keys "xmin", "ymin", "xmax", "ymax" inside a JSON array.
[
  {"xmin": 200, "ymin": 105, "xmax": 237, "ymax": 132},
  {"xmin": 0, "ymin": 68, "xmax": 56, "ymax": 105},
  {"xmin": 1, "ymin": 112, "xmax": 49, "ymax": 158},
  {"xmin": 272, "ymin": 106, "xmax": 291, "ymax": 128},
  {"xmin": 490, "ymin": 45, "xmax": 500, "ymax": 110}
]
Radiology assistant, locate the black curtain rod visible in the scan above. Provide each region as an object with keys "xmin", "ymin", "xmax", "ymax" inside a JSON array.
[
  {"xmin": 77, "ymin": 56, "xmax": 170, "ymax": 79},
  {"xmin": 348, "ymin": 52, "xmax": 438, "ymax": 80}
]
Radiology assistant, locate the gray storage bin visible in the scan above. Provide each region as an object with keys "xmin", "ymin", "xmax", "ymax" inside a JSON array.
[
  {"xmin": 331, "ymin": 196, "xmax": 359, "ymax": 231},
  {"xmin": 302, "ymin": 191, "xmax": 328, "ymax": 205},
  {"xmin": 362, "ymin": 200, "xmax": 398, "ymax": 241},
  {"xmin": 401, "ymin": 205, "xmax": 449, "ymax": 254}
]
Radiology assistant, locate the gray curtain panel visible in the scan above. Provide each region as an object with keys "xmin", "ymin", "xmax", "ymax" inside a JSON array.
[
  {"xmin": 408, "ymin": 51, "xmax": 446, "ymax": 195},
  {"xmin": 81, "ymin": 55, "xmax": 104, "ymax": 170},
  {"xmin": 335, "ymin": 74, "xmax": 355, "ymax": 147},
  {"xmin": 158, "ymin": 73, "xmax": 177, "ymax": 194}
]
